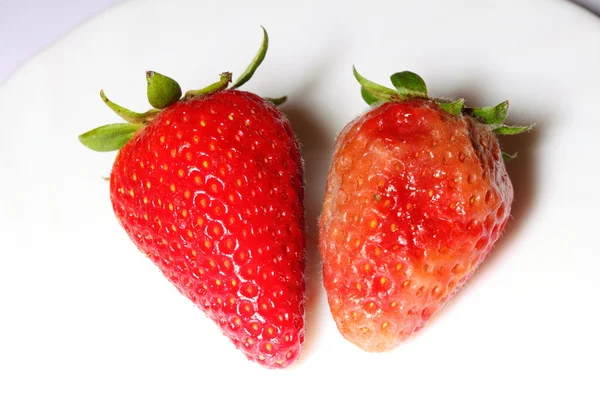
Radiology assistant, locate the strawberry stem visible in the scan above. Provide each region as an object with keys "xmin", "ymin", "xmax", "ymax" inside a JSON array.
[
  {"xmin": 100, "ymin": 90, "xmax": 159, "ymax": 123},
  {"xmin": 231, "ymin": 26, "xmax": 269, "ymax": 89},
  {"xmin": 184, "ymin": 72, "xmax": 232, "ymax": 100}
]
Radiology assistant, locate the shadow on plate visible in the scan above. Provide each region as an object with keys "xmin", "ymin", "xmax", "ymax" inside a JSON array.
[{"xmin": 280, "ymin": 98, "xmax": 334, "ymax": 362}]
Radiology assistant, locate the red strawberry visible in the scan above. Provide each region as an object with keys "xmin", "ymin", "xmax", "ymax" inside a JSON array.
[
  {"xmin": 319, "ymin": 68, "xmax": 533, "ymax": 352},
  {"xmin": 79, "ymin": 29, "xmax": 306, "ymax": 368}
]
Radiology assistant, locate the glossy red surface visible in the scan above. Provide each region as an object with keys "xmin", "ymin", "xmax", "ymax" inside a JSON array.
[{"xmin": 110, "ymin": 90, "xmax": 306, "ymax": 368}]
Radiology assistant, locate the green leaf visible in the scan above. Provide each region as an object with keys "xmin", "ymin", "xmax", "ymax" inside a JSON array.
[
  {"xmin": 265, "ymin": 96, "xmax": 287, "ymax": 106},
  {"xmin": 100, "ymin": 90, "xmax": 159, "ymax": 123},
  {"xmin": 470, "ymin": 101, "xmax": 509, "ymax": 125},
  {"xmin": 231, "ymin": 26, "xmax": 268, "ymax": 89},
  {"xmin": 146, "ymin": 71, "xmax": 182, "ymax": 109},
  {"xmin": 78, "ymin": 123, "xmax": 141, "ymax": 152},
  {"xmin": 502, "ymin": 151, "xmax": 518, "ymax": 161},
  {"xmin": 184, "ymin": 72, "xmax": 232, "ymax": 100},
  {"xmin": 437, "ymin": 98, "xmax": 464, "ymax": 116},
  {"xmin": 361, "ymin": 88, "xmax": 380, "ymax": 105},
  {"xmin": 353, "ymin": 66, "xmax": 399, "ymax": 104},
  {"xmin": 390, "ymin": 71, "xmax": 428, "ymax": 98},
  {"xmin": 493, "ymin": 123, "xmax": 535, "ymax": 135}
]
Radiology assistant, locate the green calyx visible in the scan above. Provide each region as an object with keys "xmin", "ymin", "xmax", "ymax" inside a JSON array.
[
  {"xmin": 353, "ymin": 66, "xmax": 535, "ymax": 139},
  {"xmin": 146, "ymin": 71, "xmax": 182, "ymax": 109},
  {"xmin": 79, "ymin": 26, "xmax": 284, "ymax": 153}
]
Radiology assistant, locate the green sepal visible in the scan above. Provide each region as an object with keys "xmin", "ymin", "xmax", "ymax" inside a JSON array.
[
  {"xmin": 265, "ymin": 96, "xmax": 287, "ymax": 106},
  {"xmin": 184, "ymin": 72, "xmax": 232, "ymax": 100},
  {"xmin": 437, "ymin": 98, "xmax": 465, "ymax": 116},
  {"xmin": 361, "ymin": 88, "xmax": 380, "ymax": 105},
  {"xmin": 493, "ymin": 123, "xmax": 535, "ymax": 135},
  {"xmin": 231, "ymin": 26, "xmax": 268, "ymax": 89},
  {"xmin": 470, "ymin": 101, "xmax": 509, "ymax": 125},
  {"xmin": 100, "ymin": 90, "xmax": 159, "ymax": 123},
  {"xmin": 353, "ymin": 66, "xmax": 400, "ymax": 105},
  {"xmin": 390, "ymin": 71, "xmax": 427, "ymax": 98},
  {"xmin": 350, "ymin": 67, "xmax": 535, "ymax": 142},
  {"xmin": 78, "ymin": 123, "xmax": 141, "ymax": 152},
  {"xmin": 502, "ymin": 151, "xmax": 518, "ymax": 161},
  {"xmin": 146, "ymin": 71, "xmax": 182, "ymax": 109}
]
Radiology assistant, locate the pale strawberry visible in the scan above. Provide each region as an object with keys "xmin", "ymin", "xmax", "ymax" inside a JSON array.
[{"xmin": 319, "ymin": 68, "xmax": 533, "ymax": 352}]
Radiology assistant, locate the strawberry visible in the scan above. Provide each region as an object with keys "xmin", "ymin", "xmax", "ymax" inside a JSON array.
[
  {"xmin": 319, "ymin": 68, "xmax": 533, "ymax": 352},
  {"xmin": 79, "ymin": 29, "xmax": 306, "ymax": 368}
]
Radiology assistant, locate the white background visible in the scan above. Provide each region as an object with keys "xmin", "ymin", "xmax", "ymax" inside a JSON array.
[
  {"xmin": 0, "ymin": 0, "xmax": 599, "ymax": 85},
  {"xmin": 1, "ymin": 1, "xmax": 600, "ymax": 399}
]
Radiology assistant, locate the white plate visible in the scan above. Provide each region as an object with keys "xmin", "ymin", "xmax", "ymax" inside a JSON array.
[{"xmin": 1, "ymin": 0, "xmax": 599, "ymax": 398}]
